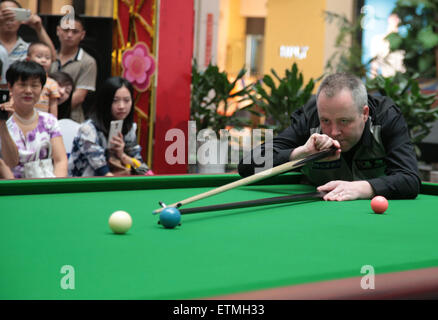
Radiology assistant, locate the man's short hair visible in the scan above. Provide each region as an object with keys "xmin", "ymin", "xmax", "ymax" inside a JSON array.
[
  {"xmin": 6, "ymin": 60, "xmax": 47, "ymax": 87},
  {"xmin": 317, "ymin": 73, "xmax": 368, "ymax": 112},
  {"xmin": 0, "ymin": 0, "xmax": 22, "ymax": 8}
]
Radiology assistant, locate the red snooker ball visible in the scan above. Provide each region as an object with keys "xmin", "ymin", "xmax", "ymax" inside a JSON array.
[{"xmin": 371, "ymin": 196, "xmax": 388, "ymax": 214}]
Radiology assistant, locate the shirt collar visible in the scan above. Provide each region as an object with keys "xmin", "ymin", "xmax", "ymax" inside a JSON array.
[
  {"xmin": 56, "ymin": 47, "xmax": 84, "ymax": 68},
  {"xmin": 361, "ymin": 118, "xmax": 373, "ymax": 147},
  {"xmin": 15, "ymin": 37, "xmax": 27, "ymax": 47},
  {"xmin": 0, "ymin": 36, "xmax": 27, "ymax": 52}
]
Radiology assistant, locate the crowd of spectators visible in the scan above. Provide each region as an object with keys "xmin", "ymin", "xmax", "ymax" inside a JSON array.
[{"xmin": 0, "ymin": 0, "xmax": 152, "ymax": 179}]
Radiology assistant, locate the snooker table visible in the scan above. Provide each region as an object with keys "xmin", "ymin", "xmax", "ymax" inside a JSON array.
[{"xmin": 1, "ymin": 173, "xmax": 438, "ymax": 300}]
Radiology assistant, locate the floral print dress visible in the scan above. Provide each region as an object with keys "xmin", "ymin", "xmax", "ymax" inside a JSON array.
[{"xmin": 6, "ymin": 110, "xmax": 61, "ymax": 178}]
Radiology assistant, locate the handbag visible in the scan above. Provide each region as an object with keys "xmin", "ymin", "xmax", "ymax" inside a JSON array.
[
  {"xmin": 108, "ymin": 155, "xmax": 154, "ymax": 176},
  {"xmin": 132, "ymin": 162, "xmax": 154, "ymax": 176},
  {"xmin": 108, "ymin": 155, "xmax": 131, "ymax": 176},
  {"xmin": 23, "ymin": 140, "xmax": 55, "ymax": 178}
]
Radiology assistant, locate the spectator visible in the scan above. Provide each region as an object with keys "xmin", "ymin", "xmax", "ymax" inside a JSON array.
[
  {"xmin": 0, "ymin": 0, "xmax": 56, "ymax": 64},
  {"xmin": 0, "ymin": 43, "xmax": 9, "ymax": 86},
  {"xmin": 0, "ymin": 158, "xmax": 13, "ymax": 178},
  {"xmin": 27, "ymin": 41, "xmax": 60, "ymax": 117},
  {"xmin": 5, "ymin": 60, "xmax": 67, "ymax": 178},
  {"xmin": 49, "ymin": 71, "xmax": 74, "ymax": 120},
  {"xmin": 68, "ymin": 77, "xmax": 151, "ymax": 177},
  {"xmin": 49, "ymin": 14, "xmax": 97, "ymax": 123},
  {"xmin": 0, "ymin": 99, "xmax": 17, "ymax": 178}
]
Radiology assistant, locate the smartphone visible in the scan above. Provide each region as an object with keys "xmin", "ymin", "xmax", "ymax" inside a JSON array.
[
  {"xmin": 0, "ymin": 89, "xmax": 10, "ymax": 120},
  {"xmin": 9, "ymin": 7, "xmax": 31, "ymax": 21},
  {"xmin": 108, "ymin": 120, "xmax": 123, "ymax": 146}
]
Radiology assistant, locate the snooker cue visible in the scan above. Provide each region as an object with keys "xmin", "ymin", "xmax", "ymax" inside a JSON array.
[
  {"xmin": 178, "ymin": 191, "xmax": 326, "ymax": 214},
  {"xmin": 153, "ymin": 146, "xmax": 336, "ymax": 214}
]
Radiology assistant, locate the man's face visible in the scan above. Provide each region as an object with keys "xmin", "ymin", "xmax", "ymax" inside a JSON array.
[
  {"xmin": 0, "ymin": 1, "xmax": 21, "ymax": 34},
  {"xmin": 317, "ymin": 89, "xmax": 369, "ymax": 152},
  {"xmin": 56, "ymin": 20, "xmax": 85, "ymax": 48}
]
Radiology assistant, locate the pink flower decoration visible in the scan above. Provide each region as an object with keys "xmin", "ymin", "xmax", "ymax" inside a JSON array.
[{"xmin": 122, "ymin": 42, "xmax": 155, "ymax": 92}]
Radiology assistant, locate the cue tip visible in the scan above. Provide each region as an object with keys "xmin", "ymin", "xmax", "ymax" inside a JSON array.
[
  {"xmin": 159, "ymin": 201, "xmax": 167, "ymax": 208},
  {"xmin": 152, "ymin": 202, "xmax": 167, "ymax": 215}
]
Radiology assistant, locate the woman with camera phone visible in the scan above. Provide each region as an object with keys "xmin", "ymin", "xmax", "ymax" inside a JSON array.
[{"xmin": 68, "ymin": 77, "xmax": 151, "ymax": 177}]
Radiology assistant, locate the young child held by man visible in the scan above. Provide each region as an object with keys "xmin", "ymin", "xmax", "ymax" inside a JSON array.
[{"xmin": 27, "ymin": 41, "xmax": 60, "ymax": 117}]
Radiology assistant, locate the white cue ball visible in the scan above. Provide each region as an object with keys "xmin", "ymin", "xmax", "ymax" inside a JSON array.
[{"xmin": 109, "ymin": 211, "xmax": 132, "ymax": 234}]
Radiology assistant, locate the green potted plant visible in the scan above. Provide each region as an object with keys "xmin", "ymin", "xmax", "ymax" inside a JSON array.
[
  {"xmin": 190, "ymin": 60, "xmax": 253, "ymax": 173},
  {"xmin": 366, "ymin": 72, "xmax": 438, "ymax": 156},
  {"xmin": 191, "ymin": 59, "xmax": 252, "ymax": 133},
  {"xmin": 246, "ymin": 63, "xmax": 315, "ymax": 136},
  {"xmin": 386, "ymin": 0, "xmax": 438, "ymax": 78}
]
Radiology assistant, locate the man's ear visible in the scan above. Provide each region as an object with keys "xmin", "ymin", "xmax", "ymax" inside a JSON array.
[
  {"xmin": 80, "ymin": 30, "xmax": 86, "ymax": 41},
  {"xmin": 363, "ymin": 105, "xmax": 370, "ymax": 121},
  {"xmin": 56, "ymin": 25, "xmax": 61, "ymax": 37}
]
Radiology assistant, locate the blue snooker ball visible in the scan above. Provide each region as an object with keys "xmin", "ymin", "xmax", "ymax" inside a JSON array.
[{"xmin": 159, "ymin": 207, "xmax": 181, "ymax": 228}]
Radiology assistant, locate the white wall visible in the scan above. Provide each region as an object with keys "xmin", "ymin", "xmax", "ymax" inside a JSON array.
[
  {"xmin": 240, "ymin": 0, "xmax": 267, "ymax": 17},
  {"xmin": 324, "ymin": 0, "xmax": 355, "ymax": 70},
  {"xmin": 193, "ymin": 0, "xmax": 221, "ymax": 70}
]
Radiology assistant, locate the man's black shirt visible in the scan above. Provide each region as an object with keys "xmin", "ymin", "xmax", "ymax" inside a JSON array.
[{"xmin": 238, "ymin": 94, "xmax": 421, "ymax": 199}]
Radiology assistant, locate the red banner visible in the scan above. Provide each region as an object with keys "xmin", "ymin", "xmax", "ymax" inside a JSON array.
[{"xmin": 114, "ymin": 0, "xmax": 193, "ymax": 173}]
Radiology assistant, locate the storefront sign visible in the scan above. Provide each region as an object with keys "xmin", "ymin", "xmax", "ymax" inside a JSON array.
[{"xmin": 279, "ymin": 45, "xmax": 309, "ymax": 59}]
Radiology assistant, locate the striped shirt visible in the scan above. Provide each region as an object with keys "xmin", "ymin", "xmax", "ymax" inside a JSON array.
[
  {"xmin": 3, "ymin": 37, "xmax": 29, "ymax": 64},
  {"xmin": 34, "ymin": 77, "xmax": 61, "ymax": 113}
]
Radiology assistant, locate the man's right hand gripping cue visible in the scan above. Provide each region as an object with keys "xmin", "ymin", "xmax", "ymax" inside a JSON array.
[
  {"xmin": 289, "ymin": 133, "xmax": 374, "ymax": 202},
  {"xmin": 290, "ymin": 133, "xmax": 341, "ymax": 162}
]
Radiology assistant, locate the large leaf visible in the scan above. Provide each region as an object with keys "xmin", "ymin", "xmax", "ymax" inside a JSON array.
[
  {"xmin": 417, "ymin": 26, "xmax": 438, "ymax": 49},
  {"xmin": 365, "ymin": 71, "xmax": 438, "ymax": 155},
  {"xmin": 386, "ymin": 32, "xmax": 404, "ymax": 50},
  {"xmin": 245, "ymin": 63, "xmax": 315, "ymax": 135},
  {"xmin": 190, "ymin": 60, "xmax": 255, "ymax": 133},
  {"xmin": 390, "ymin": 0, "xmax": 438, "ymax": 78}
]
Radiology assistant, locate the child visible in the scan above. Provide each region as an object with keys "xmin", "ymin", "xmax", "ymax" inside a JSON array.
[{"xmin": 27, "ymin": 41, "xmax": 60, "ymax": 117}]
